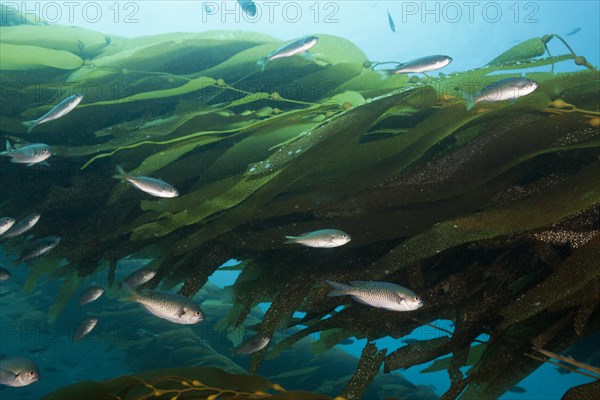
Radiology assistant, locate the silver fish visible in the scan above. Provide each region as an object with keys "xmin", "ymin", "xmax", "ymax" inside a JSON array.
[
  {"xmin": 124, "ymin": 285, "xmax": 204, "ymax": 325},
  {"xmin": 237, "ymin": 0, "xmax": 256, "ymax": 16},
  {"xmin": 113, "ymin": 165, "xmax": 179, "ymax": 198},
  {"xmin": 285, "ymin": 229, "xmax": 351, "ymax": 248},
  {"xmin": 22, "ymin": 94, "xmax": 83, "ymax": 133},
  {"xmin": 1, "ymin": 213, "xmax": 41, "ymax": 239},
  {"xmin": 79, "ymin": 286, "xmax": 104, "ymax": 305},
  {"xmin": 381, "ymin": 55, "xmax": 452, "ymax": 76},
  {"xmin": 466, "ymin": 77, "xmax": 539, "ymax": 111},
  {"xmin": 117, "ymin": 257, "xmax": 154, "ymax": 270},
  {"xmin": 326, "ymin": 280, "xmax": 424, "ymax": 311},
  {"xmin": 0, "ymin": 141, "xmax": 52, "ymax": 166},
  {"xmin": 123, "ymin": 268, "xmax": 156, "ymax": 288},
  {"xmin": 19, "ymin": 236, "xmax": 61, "ymax": 263},
  {"xmin": 0, "ymin": 267, "xmax": 11, "ymax": 281},
  {"xmin": 0, "ymin": 357, "xmax": 40, "ymax": 387},
  {"xmin": 234, "ymin": 333, "xmax": 270, "ymax": 355},
  {"xmin": 73, "ymin": 317, "xmax": 98, "ymax": 341},
  {"xmin": 0, "ymin": 217, "xmax": 15, "ymax": 236},
  {"xmin": 257, "ymin": 36, "xmax": 318, "ymax": 72},
  {"xmin": 387, "ymin": 9, "xmax": 396, "ymax": 33}
]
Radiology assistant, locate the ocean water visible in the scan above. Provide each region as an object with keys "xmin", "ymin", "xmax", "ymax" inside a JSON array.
[{"xmin": 1, "ymin": 1, "xmax": 599, "ymax": 399}]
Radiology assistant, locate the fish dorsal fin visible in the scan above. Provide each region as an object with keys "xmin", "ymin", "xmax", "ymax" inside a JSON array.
[{"xmin": 349, "ymin": 281, "xmax": 368, "ymax": 286}]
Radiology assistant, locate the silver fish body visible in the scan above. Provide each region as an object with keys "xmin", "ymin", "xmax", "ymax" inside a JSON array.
[
  {"xmin": 123, "ymin": 268, "xmax": 156, "ymax": 288},
  {"xmin": 1, "ymin": 213, "xmax": 41, "ymax": 239},
  {"xmin": 468, "ymin": 77, "xmax": 539, "ymax": 110},
  {"xmin": 257, "ymin": 36, "xmax": 318, "ymax": 72},
  {"xmin": 22, "ymin": 94, "xmax": 83, "ymax": 133},
  {"xmin": 0, "ymin": 217, "xmax": 16, "ymax": 236},
  {"xmin": 0, "ymin": 141, "xmax": 52, "ymax": 166},
  {"xmin": 74, "ymin": 317, "xmax": 98, "ymax": 341},
  {"xmin": 0, "ymin": 357, "xmax": 40, "ymax": 387},
  {"xmin": 384, "ymin": 55, "xmax": 452, "ymax": 75},
  {"xmin": 125, "ymin": 286, "xmax": 204, "ymax": 325},
  {"xmin": 79, "ymin": 286, "xmax": 105, "ymax": 305},
  {"xmin": 285, "ymin": 229, "xmax": 351, "ymax": 248},
  {"xmin": 19, "ymin": 236, "xmax": 61, "ymax": 263},
  {"xmin": 327, "ymin": 280, "xmax": 424, "ymax": 311},
  {"xmin": 0, "ymin": 267, "xmax": 11, "ymax": 281},
  {"xmin": 114, "ymin": 165, "xmax": 179, "ymax": 198},
  {"xmin": 387, "ymin": 9, "xmax": 396, "ymax": 33},
  {"xmin": 234, "ymin": 334, "xmax": 270, "ymax": 355}
]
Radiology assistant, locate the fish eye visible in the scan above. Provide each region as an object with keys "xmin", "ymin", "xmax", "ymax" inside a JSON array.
[
  {"xmin": 195, "ymin": 311, "xmax": 201, "ymax": 316},
  {"xmin": 28, "ymin": 372, "xmax": 36, "ymax": 376},
  {"xmin": 415, "ymin": 296, "xmax": 420, "ymax": 301},
  {"xmin": 342, "ymin": 234, "xmax": 348, "ymax": 238}
]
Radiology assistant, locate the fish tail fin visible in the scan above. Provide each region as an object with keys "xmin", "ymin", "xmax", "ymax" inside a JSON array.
[
  {"xmin": 120, "ymin": 283, "xmax": 139, "ymax": 302},
  {"xmin": 326, "ymin": 280, "xmax": 352, "ymax": 297},
  {"xmin": 461, "ymin": 90, "xmax": 475, "ymax": 111},
  {"xmin": 284, "ymin": 236, "xmax": 299, "ymax": 244},
  {"xmin": 11, "ymin": 254, "xmax": 22, "ymax": 267},
  {"xmin": 0, "ymin": 367, "xmax": 17, "ymax": 384},
  {"xmin": 0, "ymin": 140, "xmax": 12, "ymax": 156},
  {"xmin": 256, "ymin": 58, "xmax": 268, "ymax": 73},
  {"xmin": 376, "ymin": 69, "xmax": 392, "ymax": 79},
  {"xmin": 301, "ymin": 51, "xmax": 314, "ymax": 61},
  {"xmin": 21, "ymin": 120, "xmax": 37, "ymax": 134},
  {"xmin": 113, "ymin": 164, "xmax": 128, "ymax": 181}
]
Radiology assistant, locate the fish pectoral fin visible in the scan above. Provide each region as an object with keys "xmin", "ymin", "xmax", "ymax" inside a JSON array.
[
  {"xmin": 178, "ymin": 307, "xmax": 187, "ymax": 317},
  {"xmin": 0, "ymin": 367, "xmax": 17, "ymax": 383},
  {"xmin": 300, "ymin": 51, "xmax": 314, "ymax": 61},
  {"xmin": 394, "ymin": 293, "xmax": 406, "ymax": 303}
]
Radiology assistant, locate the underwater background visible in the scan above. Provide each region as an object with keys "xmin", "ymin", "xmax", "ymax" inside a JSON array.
[{"xmin": 0, "ymin": 1, "xmax": 599, "ymax": 399}]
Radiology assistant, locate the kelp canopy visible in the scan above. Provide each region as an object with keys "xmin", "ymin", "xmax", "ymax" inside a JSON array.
[{"xmin": 1, "ymin": 18, "xmax": 599, "ymax": 400}]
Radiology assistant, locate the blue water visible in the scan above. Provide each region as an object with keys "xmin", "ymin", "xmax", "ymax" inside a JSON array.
[{"xmin": 24, "ymin": 0, "xmax": 600, "ymax": 73}]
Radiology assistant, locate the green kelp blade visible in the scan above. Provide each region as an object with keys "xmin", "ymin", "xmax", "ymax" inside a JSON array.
[
  {"xmin": 487, "ymin": 37, "xmax": 546, "ymax": 66},
  {"xmin": 131, "ymin": 87, "xmax": 428, "ymax": 243},
  {"xmin": 43, "ymin": 366, "xmax": 293, "ymax": 400},
  {"xmin": 66, "ymin": 30, "xmax": 278, "ymax": 83},
  {"xmin": 323, "ymin": 90, "xmax": 366, "ymax": 107},
  {"xmin": 246, "ymin": 86, "xmax": 435, "ymax": 176},
  {"xmin": 48, "ymin": 268, "xmax": 86, "ymax": 324},
  {"xmin": 0, "ymin": 43, "xmax": 83, "ymax": 70},
  {"xmin": 310, "ymin": 328, "xmax": 356, "ymax": 355},
  {"xmin": 131, "ymin": 171, "xmax": 281, "ymax": 241},
  {"xmin": 1, "ymin": 3, "xmax": 46, "ymax": 25},
  {"xmin": 0, "ymin": 25, "xmax": 109, "ymax": 55},
  {"xmin": 167, "ymin": 88, "xmax": 437, "ymax": 253},
  {"xmin": 499, "ymin": 236, "xmax": 600, "ymax": 330},
  {"xmin": 80, "ymin": 76, "xmax": 217, "ymax": 106},
  {"xmin": 339, "ymin": 68, "xmax": 411, "ymax": 97},
  {"xmin": 420, "ymin": 343, "xmax": 488, "ymax": 373},
  {"xmin": 225, "ymin": 92, "xmax": 273, "ymax": 108},
  {"xmin": 200, "ymin": 34, "xmax": 367, "ymax": 82},
  {"xmin": 384, "ymin": 337, "xmax": 452, "ymax": 373},
  {"xmin": 372, "ymin": 160, "xmax": 600, "ymax": 277}
]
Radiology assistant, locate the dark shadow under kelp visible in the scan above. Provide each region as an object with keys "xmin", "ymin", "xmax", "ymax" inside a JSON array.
[{"xmin": 1, "ymin": 16, "xmax": 599, "ymax": 400}]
